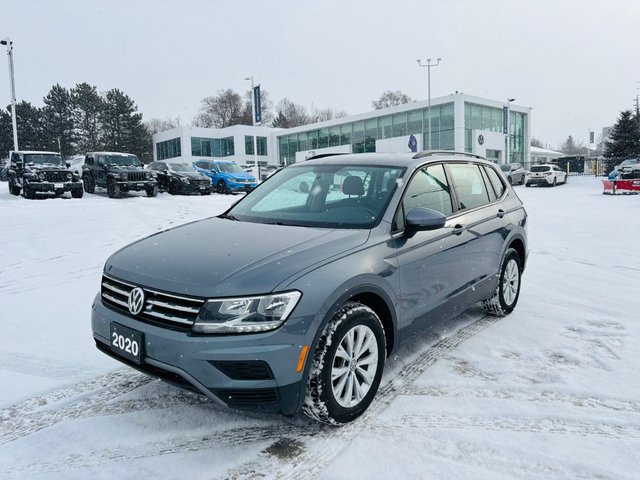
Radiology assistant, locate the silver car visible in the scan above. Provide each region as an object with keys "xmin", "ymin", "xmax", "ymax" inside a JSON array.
[{"xmin": 499, "ymin": 162, "xmax": 526, "ymax": 185}]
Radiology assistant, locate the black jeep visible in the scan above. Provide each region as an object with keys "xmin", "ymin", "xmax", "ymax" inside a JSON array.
[
  {"xmin": 7, "ymin": 150, "xmax": 83, "ymax": 199},
  {"xmin": 82, "ymin": 152, "xmax": 157, "ymax": 198}
]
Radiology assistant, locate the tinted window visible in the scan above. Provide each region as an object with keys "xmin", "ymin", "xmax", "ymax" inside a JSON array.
[
  {"xmin": 484, "ymin": 165, "xmax": 506, "ymax": 198},
  {"xmin": 448, "ymin": 163, "xmax": 491, "ymax": 211},
  {"xmin": 530, "ymin": 166, "xmax": 550, "ymax": 172}
]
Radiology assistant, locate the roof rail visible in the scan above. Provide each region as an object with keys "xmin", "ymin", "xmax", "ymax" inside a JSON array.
[
  {"xmin": 412, "ymin": 150, "xmax": 485, "ymax": 161},
  {"xmin": 305, "ymin": 153, "xmax": 349, "ymax": 161}
]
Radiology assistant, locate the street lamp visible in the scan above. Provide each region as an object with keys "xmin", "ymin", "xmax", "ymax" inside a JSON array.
[
  {"xmin": 505, "ymin": 98, "xmax": 516, "ymax": 164},
  {"xmin": 1, "ymin": 37, "xmax": 18, "ymax": 151},
  {"xmin": 244, "ymin": 76, "xmax": 260, "ymax": 178},
  {"xmin": 417, "ymin": 57, "xmax": 441, "ymax": 150}
]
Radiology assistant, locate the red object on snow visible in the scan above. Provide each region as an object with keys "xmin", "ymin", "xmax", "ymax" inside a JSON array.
[{"xmin": 602, "ymin": 179, "xmax": 640, "ymax": 195}]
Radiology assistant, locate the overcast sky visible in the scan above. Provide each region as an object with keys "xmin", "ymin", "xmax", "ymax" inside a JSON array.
[{"xmin": 2, "ymin": 0, "xmax": 639, "ymax": 148}]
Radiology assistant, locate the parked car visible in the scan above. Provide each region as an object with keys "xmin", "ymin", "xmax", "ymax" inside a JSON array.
[
  {"xmin": 614, "ymin": 158, "xmax": 640, "ymax": 173},
  {"xmin": 147, "ymin": 161, "xmax": 212, "ymax": 195},
  {"xmin": 82, "ymin": 152, "xmax": 157, "ymax": 198},
  {"xmin": 499, "ymin": 162, "xmax": 526, "ymax": 185},
  {"xmin": 91, "ymin": 151, "xmax": 527, "ymax": 425},
  {"xmin": 66, "ymin": 155, "xmax": 86, "ymax": 176},
  {"xmin": 193, "ymin": 159, "xmax": 258, "ymax": 194},
  {"xmin": 525, "ymin": 164, "xmax": 567, "ymax": 187},
  {"xmin": 7, "ymin": 150, "xmax": 83, "ymax": 199}
]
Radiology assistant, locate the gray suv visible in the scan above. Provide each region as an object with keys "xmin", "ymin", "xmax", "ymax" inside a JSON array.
[{"xmin": 91, "ymin": 151, "xmax": 527, "ymax": 424}]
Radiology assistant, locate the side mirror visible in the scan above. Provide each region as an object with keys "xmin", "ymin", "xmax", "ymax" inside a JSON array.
[
  {"xmin": 65, "ymin": 162, "xmax": 71, "ymax": 168},
  {"xmin": 299, "ymin": 181, "xmax": 310, "ymax": 193},
  {"xmin": 14, "ymin": 160, "xmax": 23, "ymax": 170},
  {"xmin": 405, "ymin": 207, "xmax": 446, "ymax": 237}
]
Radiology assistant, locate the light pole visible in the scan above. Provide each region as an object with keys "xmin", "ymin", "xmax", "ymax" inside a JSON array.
[
  {"xmin": 417, "ymin": 57, "xmax": 441, "ymax": 150},
  {"xmin": 505, "ymin": 98, "xmax": 515, "ymax": 164},
  {"xmin": 1, "ymin": 37, "xmax": 18, "ymax": 151},
  {"xmin": 244, "ymin": 76, "xmax": 259, "ymax": 179}
]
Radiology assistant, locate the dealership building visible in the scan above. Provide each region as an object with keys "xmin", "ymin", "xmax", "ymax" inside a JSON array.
[{"xmin": 152, "ymin": 92, "xmax": 531, "ymax": 167}]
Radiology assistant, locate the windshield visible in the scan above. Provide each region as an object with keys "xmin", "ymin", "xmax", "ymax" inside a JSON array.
[
  {"xmin": 225, "ymin": 163, "xmax": 405, "ymax": 229},
  {"xmin": 530, "ymin": 166, "xmax": 550, "ymax": 172},
  {"xmin": 499, "ymin": 164, "xmax": 511, "ymax": 172},
  {"xmin": 24, "ymin": 154, "xmax": 64, "ymax": 166},
  {"xmin": 217, "ymin": 163, "xmax": 244, "ymax": 173},
  {"xmin": 99, "ymin": 155, "xmax": 141, "ymax": 167},
  {"xmin": 169, "ymin": 163, "xmax": 195, "ymax": 173}
]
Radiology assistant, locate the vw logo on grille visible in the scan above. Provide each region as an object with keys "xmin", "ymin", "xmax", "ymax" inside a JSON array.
[{"xmin": 127, "ymin": 287, "xmax": 145, "ymax": 315}]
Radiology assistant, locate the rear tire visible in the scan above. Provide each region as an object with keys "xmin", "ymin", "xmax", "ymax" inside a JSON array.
[
  {"xmin": 303, "ymin": 302, "xmax": 386, "ymax": 425},
  {"xmin": 483, "ymin": 248, "xmax": 522, "ymax": 316}
]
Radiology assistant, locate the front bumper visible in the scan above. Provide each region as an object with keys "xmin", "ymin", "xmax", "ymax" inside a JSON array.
[
  {"xmin": 179, "ymin": 181, "xmax": 212, "ymax": 195},
  {"xmin": 91, "ymin": 295, "xmax": 307, "ymax": 414},
  {"xmin": 227, "ymin": 181, "xmax": 258, "ymax": 193},
  {"xmin": 25, "ymin": 180, "xmax": 83, "ymax": 193},
  {"xmin": 116, "ymin": 180, "xmax": 157, "ymax": 191}
]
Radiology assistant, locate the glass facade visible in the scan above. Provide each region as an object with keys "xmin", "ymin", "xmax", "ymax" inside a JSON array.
[
  {"xmin": 244, "ymin": 136, "xmax": 268, "ymax": 156},
  {"xmin": 464, "ymin": 102, "xmax": 526, "ymax": 164},
  {"xmin": 277, "ymin": 103, "xmax": 455, "ymax": 165},
  {"xmin": 156, "ymin": 137, "xmax": 181, "ymax": 160},
  {"xmin": 191, "ymin": 136, "xmax": 235, "ymax": 157}
]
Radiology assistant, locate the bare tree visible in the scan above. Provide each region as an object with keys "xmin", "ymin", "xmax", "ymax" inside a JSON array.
[
  {"xmin": 530, "ymin": 137, "xmax": 544, "ymax": 148},
  {"xmin": 372, "ymin": 90, "xmax": 413, "ymax": 110},
  {"xmin": 272, "ymin": 98, "xmax": 310, "ymax": 128},
  {"xmin": 560, "ymin": 135, "xmax": 588, "ymax": 155},
  {"xmin": 145, "ymin": 117, "xmax": 181, "ymax": 135},
  {"xmin": 194, "ymin": 89, "xmax": 244, "ymax": 128},
  {"xmin": 310, "ymin": 105, "xmax": 347, "ymax": 122}
]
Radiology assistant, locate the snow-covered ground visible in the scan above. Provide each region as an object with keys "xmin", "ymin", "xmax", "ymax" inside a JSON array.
[{"xmin": 1, "ymin": 177, "xmax": 639, "ymax": 479}]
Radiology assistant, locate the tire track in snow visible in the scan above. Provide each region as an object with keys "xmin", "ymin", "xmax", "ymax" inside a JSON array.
[
  {"xmin": 0, "ymin": 370, "xmax": 153, "ymax": 445},
  {"xmin": 398, "ymin": 385, "xmax": 640, "ymax": 413},
  {"xmin": 228, "ymin": 314, "xmax": 502, "ymax": 479}
]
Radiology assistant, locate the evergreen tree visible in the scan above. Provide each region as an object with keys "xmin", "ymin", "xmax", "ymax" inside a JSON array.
[
  {"xmin": 100, "ymin": 89, "xmax": 150, "ymax": 159},
  {"xmin": 0, "ymin": 109, "xmax": 13, "ymax": 157},
  {"xmin": 42, "ymin": 84, "xmax": 74, "ymax": 155},
  {"xmin": 71, "ymin": 82, "xmax": 103, "ymax": 153},
  {"xmin": 604, "ymin": 109, "xmax": 640, "ymax": 158},
  {"xmin": 15, "ymin": 101, "xmax": 47, "ymax": 151}
]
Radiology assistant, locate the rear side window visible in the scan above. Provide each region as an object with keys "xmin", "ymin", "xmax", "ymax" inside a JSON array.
[
  {"xmin": 448, "ymin": 163, "xmax": 491, "ymax": 211},
  {"xmin": 484, "ymin": 165, "xmax": 506, "ymax": 198}
]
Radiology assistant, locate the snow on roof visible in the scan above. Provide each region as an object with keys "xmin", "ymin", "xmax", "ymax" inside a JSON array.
[
  {"xmin": 14, "ymin": 150, "xmax": 61, "ymax": 155},
  {"xmin": 530, "ymin": 146, "xmax": 564, "ymax": 156}
]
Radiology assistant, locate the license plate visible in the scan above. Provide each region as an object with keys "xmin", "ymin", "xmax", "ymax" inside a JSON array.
[
  {"xmin": 54, "ymin": 183, "xmax": 64, "ymax": 189},
  {"xmin": 110, "ymin": 323, "xmax": 143, "ymax": 364},
  {"xmin": 137, "ymin": 183, "xmax": 144, "ymax": 187}
]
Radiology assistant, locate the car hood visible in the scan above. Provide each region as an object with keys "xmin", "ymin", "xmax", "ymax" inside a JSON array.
[
  {"xmin": 104, "ymin": 217, "xmax": 369, "ymax": 298},
  {"xmin": 26, "ymin": 164, "xmax": 69, "ymax": 172},
  {"xmin": 107, "ymin": 165, "xmax": 145, "ymax": 172},
  {"xmin": 175, "ymin": 171, "xmax": 207, "ymax": 180}
]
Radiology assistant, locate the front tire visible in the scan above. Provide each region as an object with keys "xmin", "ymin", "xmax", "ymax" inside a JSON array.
[
  {"xmin": 72, "ymin": 187, "xmax": 84, "ymax": 199},
  {"xmin": 146, "ymin": 185, "xmax": 158, "ymax": 197},
  {"xmin": 483, "ymin": 248, "xmax": 522, "ymax": 316},
  {"xmin": 303, "ymin": 302, "xmax": 386, "ymax": 425},
  {"xmin": 9, "ymin": 179, "xmax": 21, "ymax": 196},
  {"xmin": 216, "ymin": 180, "xmax": 228, "ymax": 194},
  {"xmin": 83, "ymin": 175, "xmax": 95, "ymax": 193},
  {"xmin": 107, "ymin": 179, "xmax": 121, "ymax": 198}
]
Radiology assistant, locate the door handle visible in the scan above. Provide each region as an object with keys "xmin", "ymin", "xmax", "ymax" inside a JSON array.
[
  {"xmin": 452, "ymin": 224, "xmax": 465, "ymax": 236},
  {"xmin": 497, "ymin": 209, "xmax": 506, "ymax": 218}
]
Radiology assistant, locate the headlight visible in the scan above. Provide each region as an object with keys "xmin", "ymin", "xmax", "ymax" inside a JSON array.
[
  {"xmin": 119, "ymin": 172, "xmax": 128, "ymax": 180},
  {"xmin": 38, "ymin": 172, "xmax": 47, "ymax": 181},
  {"xmin": 146, "ymin": 171, "xmax": 153, "ymax": 179},
  {"xmin": 180, "ymin": 177, "xmax": 190, "ymax": 183},
  {"xmin": 193, "ymin": 291, "xmax": 301, "ymax": 334},
  {"xmin": 66, "ymin": 173, "xmax": 72, "ymax": 180}
]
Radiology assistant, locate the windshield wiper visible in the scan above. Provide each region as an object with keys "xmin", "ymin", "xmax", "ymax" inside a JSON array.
[{"xmin": 219, "ymin": 214, "xmax": 239, "ymax": 221}]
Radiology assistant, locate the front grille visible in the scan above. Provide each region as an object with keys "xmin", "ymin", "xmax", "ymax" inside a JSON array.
[
  {"xmin": 44, "ymin": 171, "xmax": 68, "ymax": 182},
  {"xmin": 101, "ymin": 274, "xmax": 205, "ymax": 330},
  {"xmin": 127, "ymin": 171, "xmax": 147, "ymax": 182},
  {"xmin": 210, "ymin": 361, "xmax": 274, "ymax": 380},
  {"xmin": 219, "ymin": 389, "xmax": 278, "ymax": 405},
  {"xmin": 193, "ymin": 179, "xmax": 210, "ymax": 186}
]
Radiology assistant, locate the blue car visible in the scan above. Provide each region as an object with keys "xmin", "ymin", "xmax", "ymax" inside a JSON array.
[{"xmin": 193, "ymin": 159, "xmax": 258, "ymax": 194}]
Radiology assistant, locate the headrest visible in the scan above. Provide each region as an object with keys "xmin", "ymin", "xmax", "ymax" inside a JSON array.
[{"xmin": 342, "ymin": 175, "xmax": 364, "ymax": 196}]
